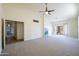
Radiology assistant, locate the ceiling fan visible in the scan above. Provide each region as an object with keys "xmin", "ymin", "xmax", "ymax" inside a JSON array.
[{"xmin": 40, "ymin": 3, "xmax": 55, "ymax": 15}]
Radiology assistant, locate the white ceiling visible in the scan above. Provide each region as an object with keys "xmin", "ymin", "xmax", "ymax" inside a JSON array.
[
  {"xmin": 3, "ymin": 3, "xmax": 78, "ymax": 22},
  {"xmin": 44, "ymin": 3, "xmax": 78, "ymax": 22},
  {"xmin": 25, "ymin": 3, "xmax": 78, "ymax": 22}
]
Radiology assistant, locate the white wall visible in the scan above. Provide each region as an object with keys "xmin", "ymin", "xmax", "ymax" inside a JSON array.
[
  {"xmin": 3, "ymin": 4, "xmax": 43, "ymax": 40},
  {"xmin": 68, "ymin": 17, "xmax": 78, "ymax": 38},
  {"xmin": 78, "ymin": 16, "xmax": 79, "ymax": 39},
  {"xmin": 0, "ymin": 4, "xmax": 2, "ymax": 53}
]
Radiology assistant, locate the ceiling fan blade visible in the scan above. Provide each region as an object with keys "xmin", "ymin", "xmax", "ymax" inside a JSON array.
[
  {"xmin": 39, "ymin": 11, "xmax": 45, "ymax": 12},
  {"xmin": 39, "ymin": 3, "xmax": 55, "ymax": 15},
  {"xmin": 48, "ymin": 10, "xmax": 55, "ymax": 12},
  {"xmin": 48, "ymin": 12, "xmax": 51, "ymax": 15}
]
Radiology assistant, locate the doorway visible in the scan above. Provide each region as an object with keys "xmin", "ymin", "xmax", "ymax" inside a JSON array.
[
  {"xmin": 55, "ymin": 24, "xmax": 68, "ymax": 35},
  {"xmin": 56, "ymin": 26, "xmax": 64, "ymax": 35},
  {"xmin": 4, "ymin": 20, "xmax": 24, "ymax": 45}
]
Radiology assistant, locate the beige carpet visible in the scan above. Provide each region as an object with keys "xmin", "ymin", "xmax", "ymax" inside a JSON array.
[{"xmin": 1, "ymin": 35, "xmax": 79, "ymax": 56}]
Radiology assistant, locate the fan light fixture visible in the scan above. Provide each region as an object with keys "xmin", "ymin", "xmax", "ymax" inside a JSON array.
[{"xmin": 45, "ymin": 11, "xmax": 48, "ymax": 14}]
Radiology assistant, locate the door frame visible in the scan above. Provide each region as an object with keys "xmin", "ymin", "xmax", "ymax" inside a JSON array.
[
  {"xmin": 2, "ymin": 19, "xmax": 5, "ymax": 49},
  {"xmin": 2, "ymin": 19, "xmax": 24, "ymax": 49}
]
